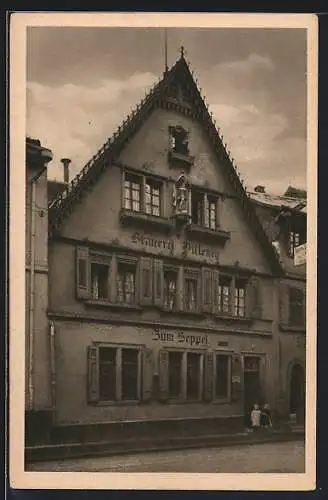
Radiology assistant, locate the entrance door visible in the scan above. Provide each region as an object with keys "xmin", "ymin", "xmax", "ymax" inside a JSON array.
[
  {"xmin": 244, "ymin": 356, "xmax": 262, "ymax": 426},
  {"xmin": 290, "ymin": 364, "xmax": 305, "ymax": 424}
]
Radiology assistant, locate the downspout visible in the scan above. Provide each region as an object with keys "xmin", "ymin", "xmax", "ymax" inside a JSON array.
[{"xmin": 49, "ymin": 320, "xmax": 56, "ymax": 415}]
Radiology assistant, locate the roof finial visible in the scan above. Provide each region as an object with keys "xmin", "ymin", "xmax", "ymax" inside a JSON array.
[{"xmin": 180, "ymin": 45, "xmax": 185, "ymax": 59}]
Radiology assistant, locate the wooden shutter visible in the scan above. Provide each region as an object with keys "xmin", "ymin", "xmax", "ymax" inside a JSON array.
[
  {"xmin": 212, "ymin": 269, "xmax": 219, "ymax": 314},
  {"xmin": 196, "ymin": 270, "xmax": 202, "ymax": 312},
  {"xmin": 76, "ymin": 246, "xmax": 90, "ymax": 299},
  {"xmin": 139, "ymin": 257, "xmax": 153, "ymax": 306},
  {"xmin": 231, "ymin": 354, "xmax": 243, "ymax": 401},
  {"xmin": 279, "ymin": 282, "xmax": 289, "ymax": 326},
  {"xmin": 202, "ymin": 267, "xmax": 213, "ymax": 313},
  {"xmin": 204, "ymin": 194, "xmax": 209, "ymax": 228},
  {"xmin": 204, "ymin": 351, "xmax": 214, "ymax": 401},
  {"xmin": 153, "ymin": 259, "xmax": 164, "ymax": 307},
  {"xmin": 87, "ymin": 346, "xmax": 99, "ymax": 403},
  {"xmin": 142, "ymin": 348, "xmax": 153, "ymax": 402},
  {"xmin": 158, "ymin": 349, "xmax": 169, "ymax": 401}
]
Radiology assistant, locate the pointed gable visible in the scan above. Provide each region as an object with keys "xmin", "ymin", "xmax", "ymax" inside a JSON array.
[{"xmin": 48, "ymin": 53, "xmax": 283, "ymax": 276}]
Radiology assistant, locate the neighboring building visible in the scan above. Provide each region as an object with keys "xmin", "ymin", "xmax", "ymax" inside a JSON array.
[
  {"xmin": 44, "ymin": 52, "xmax": 287, "ymax": 441},
  {"xmin": 249, "ymin": 186, "xmax": 306, "ymax": 424},
  {"xmin": 25, "ymin": 138, "xmax": 53, "ymax": 443}
]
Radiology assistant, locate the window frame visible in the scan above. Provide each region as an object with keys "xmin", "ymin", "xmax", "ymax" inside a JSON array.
[
  {"xmin": 124, "ymin": 172, "xmax": 142, "ymax": 213},
  {"xmin": 217, "ymin": 274, "xmax": 232, "ymax": 315},
  {"xmin": 116, "ymin": 255, "xmax": 138, "ymax": 306},
  {"xmin": 123, "ymin": 170, "xmax": 164, "ymax": 218},
  {"xmin": 163, "ymin": 264, "xmax": 179, "ymax": 311},
  {"xmin": 165, "ymin": 348, "xmax": 206, "ymax": 403},
  {"xmin": 183, "ymin": 267, "xmax": 201, "ymax": 313},
  {"xmin": 234, "ymin": 278, "xmax": 247, "ymax": 318},
  {"xmin": 213, "ymin": 351, "xmax": 232, "ymax": 402},
  {"xmin": 88, "ymin": 252, "xmax": 112, "ymax": 303},
  {"xmin": 289, "ymin": 286, "xmax": 305, "ymax": 327},
  {"xmin": 95, "ymin": 343, "xmax": 143, "ymax": 404}
]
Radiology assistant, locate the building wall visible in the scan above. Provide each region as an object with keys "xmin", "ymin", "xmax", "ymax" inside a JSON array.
[
  {"xmin": 25, "ymin": 159, "xmax": 52, "ymax": 411},
  {"xmin": 52, "ymin": 319, "xmax": 276, "ymax": 425}
]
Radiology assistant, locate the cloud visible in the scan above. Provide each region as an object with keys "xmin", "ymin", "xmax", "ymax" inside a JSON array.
[
  {"xmin": 218, "ymin": 53, "xmax": 275, "ymax": 75},
  {"xmin": 26, "ymin": 71, "xmax": 157, "ymax": 180}
]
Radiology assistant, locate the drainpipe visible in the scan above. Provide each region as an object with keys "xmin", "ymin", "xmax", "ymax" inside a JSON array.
[
  {"xmin": 49, "ymin": 320, "xmax": 56, "ymax": 414},
  {"xmin": 27, "ymin": 150, "xmax": 52, "ymax": 411}
]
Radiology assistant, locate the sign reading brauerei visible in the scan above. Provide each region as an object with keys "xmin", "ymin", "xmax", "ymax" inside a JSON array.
[
  {"xmin": 294, "ymin": 242, "xmax": 306, "ymax": 266},
  {"xmin": 131, "ymin": 231, "xmax": 219, "ymax": 262}
]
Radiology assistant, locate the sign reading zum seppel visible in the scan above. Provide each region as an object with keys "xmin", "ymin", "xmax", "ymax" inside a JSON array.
[
  {"xmin": 294, "ymin": 243, "xmax": 306, "ymax": 266},
  {"xmin": 153, "ymin": 328, "xmax": 209, "ymax": 346}
]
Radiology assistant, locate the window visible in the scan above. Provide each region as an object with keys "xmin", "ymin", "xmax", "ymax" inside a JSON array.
[
  {"xmin": 164, "ymin": 268, "xmax": 178, "ymax": 310},
  {"xmin": 145, "ymin": 179, "xmax": 161, "ymax": 216},
  {"xmin": 124, "ymin": 173, "xmax": 141, "ymax": 212},
  {"xmin": 207, "ymin": 196, "xmax": 217, "ymax": 230},
  {"xmin": 289, "ymin": 287, "xmax": 305, "ymax": 326},
  {"xmin": 288, "ymin": 231, "xmax": 300, "ymax": 257},
  {"xmin": 218, "ymin": 276, "xmax": 231, "ymax": 314},
  {"xmin": 215, "ymin": 354, "xmax": 230, "ymax": 399},
  {"xmin": 186, "ymin": 352, "xmax": 201, "ymax": 400},
  {"xmin": 191, "ymin": 190, "xmax": 204, "ymax": 225},
  {"xmin": 96, "ymin": 346, "xmax": 141, "ymax": 402},
  {"xmin": 169, "ymin": 125, "xmax": 190, "ymax": 156},
  {"xmin": 91, "ymin": 263, "xmax": 109, "ymax": 300},
  {"xmin": 184, "ymin": 270, "xmax": 200, "ymax": 312},
  {"xmin": 191, "ymin": 190, "xmax": 218, "ymax": 229},
  {"xmin": 168, "ymin": 351, "xmax": 183, "ymax": 398},
  {"xmin": 234, "ymin": 279, "xmax": 246, "ymax": 317},
  {"xmin": 99, "ymin": 347, "xmax": 117, "ymax": 401},
  {"xmin": 121, "ymin": 348, "xmax": 139, "ymax": 400},
  {"xmin": 116, "ymin": 261, "xmax": 136, "ymax": 305}
]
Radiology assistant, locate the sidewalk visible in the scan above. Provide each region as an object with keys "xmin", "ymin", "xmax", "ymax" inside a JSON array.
[{"xmin": 25, "ymin": 425, "xmax": 304, "ymax": 464}]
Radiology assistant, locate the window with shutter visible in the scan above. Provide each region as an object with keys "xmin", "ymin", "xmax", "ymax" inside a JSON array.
[
  {"xmin": 142, "ymin": 348, "xmax": 153, "ymax": 402},
  {"xmin": 163, "ymin": 266, "xmax": 178, "ymax": 310},
  {"xmin": 139, "ymin": 257, "xmax": 153, "ymax": 306},
  {"xmin": 158, "ymin": 349, "xmax": 169, "ymax": 401},
  {"xmin": 212, "ymin": 269, "xmax": 219, "ymax": 314},
  {"xmin": 204, "ymin": 351, "xmax": 214, "ymax": 401},
  {"xmin": 231, "ymin": 354, "xmax": 242, "ymax": 401},
  {"xmin": 76, "ymin": 246, "xmax": 90, "ymax": 299},
  {"xmin": 218, "ymin": 275, "xmax": 232, "ymax": 315},
  {"xmin": 202, "ymin": 268, "xmax": 213, "ymax": 313},
  {"xmin": 153, "ymin": 259, "xmax": 164, "ymax": 307},
  {"xmin": 87, "ymin": 346, "xmax": 99, "ymax": 403},
  {"xmin": 184, "ymin": 269, "xmax": 200, "ymax": 313}
]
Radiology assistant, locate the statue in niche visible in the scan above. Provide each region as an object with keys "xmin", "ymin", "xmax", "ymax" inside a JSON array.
[
  {"xmin": 173, "ymin": 171, "xmax": 190, "ymax": 217},
  {"xmin": 169, "ymin": 125, "xmax": 190, "ymax": 156}
]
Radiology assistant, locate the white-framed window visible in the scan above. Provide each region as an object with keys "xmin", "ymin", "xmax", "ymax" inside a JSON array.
[
  {"xmin": 123, "ymin": 171, "xmax": 163, "ymax": 217},
  {"xmin": 116, "ymin": 259, "xmax": 137, "ymax": 305}
]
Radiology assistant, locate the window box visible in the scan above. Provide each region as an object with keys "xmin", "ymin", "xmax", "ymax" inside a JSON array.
[
  {"xmin": 120, "ymin": 208, "xmax": 173, "ymax": 233},
  {"xmin": 186, "ymin": 223, "xmax": 231, "ymax": 245}
]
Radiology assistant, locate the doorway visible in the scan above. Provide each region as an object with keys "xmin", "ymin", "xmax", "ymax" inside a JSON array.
[
  {"xmin": 290, "ymin": 364, "xmax": 305, "ymax": 423},
  {"xmin": 243, "ymin": 356, "xmax": 263, "ymax": 427}
]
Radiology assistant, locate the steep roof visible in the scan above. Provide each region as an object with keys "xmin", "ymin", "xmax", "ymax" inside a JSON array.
[
  {"xmin": 248, "ymin": 190, "xmax": 307, "ymax": 215},
  {"xmin": 48, "ymin": 53, "xmax": 284, "ymax": 276}
]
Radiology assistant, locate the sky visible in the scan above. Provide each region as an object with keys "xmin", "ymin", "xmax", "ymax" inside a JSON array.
[{"xmin": 26, "ymin": 26, "xmax": 308, "ymax": 195}]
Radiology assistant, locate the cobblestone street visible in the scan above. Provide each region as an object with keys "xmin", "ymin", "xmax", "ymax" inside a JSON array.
[{"xmin": 27, "ymin": 440, "xmax": 305, "ymax": 473}]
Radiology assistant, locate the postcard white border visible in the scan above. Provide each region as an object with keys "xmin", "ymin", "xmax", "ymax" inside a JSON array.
[{"xmin": 9, "ymin": 11, "xmax": 318, "ymax": 491}]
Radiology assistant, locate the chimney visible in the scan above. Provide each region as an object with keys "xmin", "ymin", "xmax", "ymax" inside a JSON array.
[
  {"xmin": 61, "ymin": 158, "xmax": 71, "ymax": 184},
  {"xmin": 254, "ymin": 185, "xmax": 266, "ymax": 193}
]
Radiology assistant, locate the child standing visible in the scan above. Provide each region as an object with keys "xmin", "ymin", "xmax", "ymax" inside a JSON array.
[
  {"xmin": 260, "ymin": 403, "xmax": 273, "ymax": 428},
  {"xmin": 250, "ymin": 403, "xmax": 262, "ymax": 431}
]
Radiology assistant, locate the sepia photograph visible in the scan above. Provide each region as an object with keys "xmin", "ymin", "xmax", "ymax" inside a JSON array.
[{"xmin": 9, "ymin": 12, "xmax": 317, "ymax": 491}]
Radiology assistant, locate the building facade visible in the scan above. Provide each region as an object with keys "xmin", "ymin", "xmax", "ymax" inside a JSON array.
[
  {"xmin": 44, "ymin": 54, "xmax": 287, "ymax": 437},
  {"xmin": 250, "ymin": 188, "xmax": 306, "ymax": 424},
  {"xmin": 25, "ymin": 138, "xmax": 53, "ymax": 443}
]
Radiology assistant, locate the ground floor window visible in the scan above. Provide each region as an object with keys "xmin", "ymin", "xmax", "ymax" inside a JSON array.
[
  {"xmin": 215, "ymin": 354, "xmax": 231, "ymax": 399},
  {"xmin": 88, "ymin": 345, "xmax": 143, "ymax": 403},
  {"xmin": 168, "ymin": 351, "xmax": 183, "ymax": 398},
  {"xmin": 160, "ymin": 349, "xmax": 204, "ymax": 401},
  {"xmin": 186, "ymin": 352, "xmax": 201, "ymax": 400}
]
